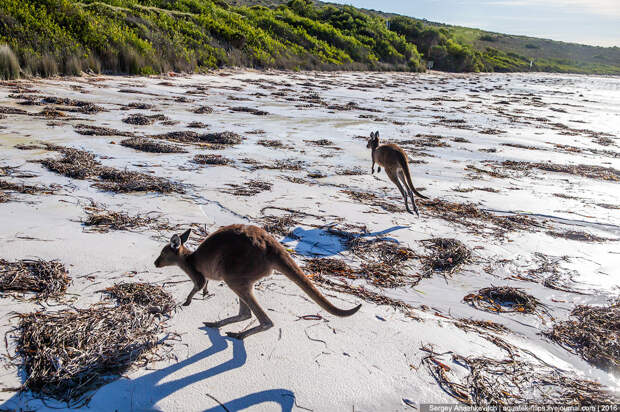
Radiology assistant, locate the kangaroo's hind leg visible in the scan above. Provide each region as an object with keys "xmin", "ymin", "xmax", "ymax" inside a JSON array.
[
  {"xmin": 225, "ymin": 285, "xmax": 274, "ymax": 340},
  {"xmin": 386, "ymin": 169, "xmax": 413, "ymax": 214},
  {"xmin": 397, "ymin": 170, "xmax": 419, "ymax": 216}
]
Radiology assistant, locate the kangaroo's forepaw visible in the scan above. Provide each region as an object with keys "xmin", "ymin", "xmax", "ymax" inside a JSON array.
[{"xmin": 226, "ymin": 331, "xmax": 244, "ymax": 340}]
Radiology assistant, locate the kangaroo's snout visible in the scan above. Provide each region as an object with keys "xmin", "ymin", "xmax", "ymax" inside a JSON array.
[{"xmin": 154, "ymin": 258, "xmax": 162, "ymax": 268}]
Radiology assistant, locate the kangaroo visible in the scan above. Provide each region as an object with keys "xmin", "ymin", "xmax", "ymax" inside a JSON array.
[
  {"xmin": 367, "ymin": 130, "xmax": 428, "ymax": 216},
  {"xmin": 154, "ymin": 225, "xmax": 361, "ymax": 340}
]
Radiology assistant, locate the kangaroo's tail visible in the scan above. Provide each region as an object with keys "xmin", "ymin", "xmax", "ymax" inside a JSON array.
[
  {"xmin": 400, "ymin": 156, "xmax": 428, "ymax": 199},
  {"xmin": 274, "ymin": 251, "xmax": 361, "ymax": 317}
]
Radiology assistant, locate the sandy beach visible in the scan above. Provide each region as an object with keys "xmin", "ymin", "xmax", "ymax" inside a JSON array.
[{"xmin": 0, "ymin": 70, "xmax": 618, "ymax": 411}]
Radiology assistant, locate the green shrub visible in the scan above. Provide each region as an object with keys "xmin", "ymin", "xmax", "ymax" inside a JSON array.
[
  {"xmin": 0, "ymin": 44, "xmax": 20, "ymax": 79},
  {"xmin": 479, "ymin": 34, "xmax": 497, "ymax": 42}
]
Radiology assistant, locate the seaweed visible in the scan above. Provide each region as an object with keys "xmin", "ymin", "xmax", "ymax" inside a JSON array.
[
  {"xmin": 546, "ymin": 230, "xmax": 616, "ymax": 242},
  {"xmin": 120, "ymin": 137, "xmax": 186, "ymax": 153},
  {"xmin": 11, "ymin": 304, "xmax": 170, "ymax": 406},
  {"xmin": 422, "ymin": 345, "xmax": 617, "ymax": 405},
  {"xmin": 501, "ymin": 160, "xmax": 620, "ymax": 182},
  {"xmin": 544, "ymin": 301, "xmax": 619, "ymax": 372},
  {"xmin": 39, "ymin": 144, "xmax": 184, "ymax": 193},
  {"xmin": 464, "ymin": 286, "xmax": 543, "ymax": 314},
  {"xmin": 122, "ymin": 113, "xmax": 167, "ymax": 125},
  {"xmin": 102, "ymin": 282, "xmax": 176, "ymax": 315},
  {"xmin": 74, "ymin": 124, "xmax": 135, "ymax": 137},
  {"xmin": 193, "ymin": 154, "xmax": 232, "ymax": 165},
  {"xmin": 222, "ymin": 179, "xmax": 272, "ymax": 196},
  {"xmin": 0, "ymin": 258, "xmax": 70, "ymax": 301},
  {"xmin": 421, "ymin": 238, "xmax": 471, "ymax": 274}
]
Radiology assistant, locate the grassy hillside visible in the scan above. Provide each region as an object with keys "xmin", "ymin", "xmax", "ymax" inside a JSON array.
[
  {"xmin": 0, "ymin": 0, "xmax": 422, "ymax": 78},
  {"xmin": 344, "ymin": 4, "xmax": 620, "ymax": 74},
  {"xmin": 0, "ymin": 0, "xmax": 618, "ymax": 78}
]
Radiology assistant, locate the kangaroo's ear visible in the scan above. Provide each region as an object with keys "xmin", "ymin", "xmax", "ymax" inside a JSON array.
[
  {"xmin": 170, "ymin": 234, "xmax": 182, "ymax": 250},
  {"xmin": 375, "ymin": 131, "xmax": 380, "ymax": 138},
  {"xmin": 370, "ymin": 131, "xmax": 375, "ymax": 139},
  {"xmin": 180, "ymin": 228, "xmax": 192, "ymax": 245}
]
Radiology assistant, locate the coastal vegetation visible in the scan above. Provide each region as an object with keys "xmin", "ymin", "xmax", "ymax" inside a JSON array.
[{"xmin": 1, "ymin": 0, "xmax": 618, "ymax": 77}]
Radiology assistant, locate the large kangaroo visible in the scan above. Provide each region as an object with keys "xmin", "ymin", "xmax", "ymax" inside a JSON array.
[
  {"xmin": 367, "ymin": 130, "xmax": 428, "ymax": 216},
  {"xmin": 154, "ymin": 225, "xmax": 361, "ymax": 340}
]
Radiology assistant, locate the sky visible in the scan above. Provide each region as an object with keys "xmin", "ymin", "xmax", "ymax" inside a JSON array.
[{"xmin": 328, "ymin": 0, "xmax": 620, "ymax": 47}]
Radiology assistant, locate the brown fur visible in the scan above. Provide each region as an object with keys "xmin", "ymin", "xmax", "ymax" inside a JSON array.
[
  {"xmin": 367, "ymin": 130, "xmax": 428, "ymax": 216},
  {"xmin": 155, "ymin": 224, "xmax": 361, "ymax": 340}
]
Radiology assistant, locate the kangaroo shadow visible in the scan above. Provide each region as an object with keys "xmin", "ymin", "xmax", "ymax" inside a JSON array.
[
  {"xmin": 281, "ymin": 225, "xmax": 409, "ymax": 257},
  {"xmin": 0, "ymin": 327, "xmax": 294, "ymax": 412}
]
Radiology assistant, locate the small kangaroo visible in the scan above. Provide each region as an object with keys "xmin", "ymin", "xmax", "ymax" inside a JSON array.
[
  {"xmin": 154, "ymin": 224, "xmax": 361, "ymax": 340},
  {"xmin": 367, "ymin": 130, "xmax": 428, "ymax": 215}
]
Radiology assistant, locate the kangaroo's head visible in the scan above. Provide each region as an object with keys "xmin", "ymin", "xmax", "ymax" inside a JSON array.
[
  {"xmin": 154, "ymin": 228, "xmax": 191, "ymax": 268},
  {"xmin": 367, "ymin": 130, "xmax": 379, "ymax": 149}
]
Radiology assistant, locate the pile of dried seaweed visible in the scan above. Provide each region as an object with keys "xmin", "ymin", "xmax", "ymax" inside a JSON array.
[
  {"xmin": 102, "ymin": 282, "xmax": 175, "ymax": 315},
  {"xmin": 12, "ymin": 304, "xmax": 168, "ymax": 405},
  {"xmin": 336, "ymin": 167, "xmax": 365, "ymax": 176},
  {"xmin": 546, "ymin": 230, "xmax": 615, "ymax": 242},
  {"xmin": 344, "ymin": 235, "xmax": 417, "ymax": 266},
  {"xmin": 257, "ymin": 139, "xmax": 285, "ymax": 148},
  {"xmin": 187, "ymin": 121, "xmax": 207, "ymax": 128},
  {"xmin": 37, "ymin": 107, "xmax": 67, "ymax": 118},
  {"xmin": 94, "ymin": 168, "xmax": 183, "ymax": 193},
  {"xmin": 421, "ymin": 238, "xmax": 471, "ymax": 274},
  {"xmin": 222, "ymin": 180, "xmax": 272, "ymax": 196},
  {"xmin": 544, "ymin": 301, "xmax": 619, "ymax": 371},
  {"xmin": 74, "ymin": 124, "xmax": 134, "ymax": 137},
  {"xmin": 39, "ymin": 144, "xmax": 184, "ymax": 194},
  {"xmin": 0, "ymin": 258, "xmax": 70, "ymax": 300},
  {"xmin": 262, "ymin": 214, "xmax": 298, "ymax": 237},
  {"xmin": 81, "ymin": 201, "xmax": 172, "ymax": 233},
  {"xmin": 230, "ymin": 106, "xmax": 269, "ymax": 115},
  {"xmin": 120, "ymin": 137, "xmax": 186, "ymax": 154},
  {"xmin": 150, "ymin": 130, "xmax": 243, "ymax": 146},
  {"xmin": 304, "ymin": 139, "xmax": 333, "ymax": 146},
  {"xmin": 241, "ymin": 158, "xmax": 306, "ymax": 172},
  {"xmin": 0, "ymin": 179, "xmax": 57, "ymax": 201},
  {"xmin": 464, "ymin": 286, "xmax": 542, "ymax": 314},
  {"xmin": 356, "ymin": 262, "xmax": 413, "ymax": 287},
  {"xmin": 122, "ymin": 113, "xmax": 167, "ymax": 125},
  {"xmin": 193, "ymin": 154, "xmax": 232, "ymax": 166},
  {"xmin": 193, "ymin": 106, "xmax": 213, "ymax": 114},
  {"xmin": 420, "ymin": 199, "xmax": 544, "ymax": 236},
  {"xmin": 200, "ymin": 131, "xmax": 243, "ymax": 145},
  {"xmin": 40, "ymin": 144, "xmax": 100, "ymax": 179},
  {"xmin": 121, "ymin": 102, "xmax": 154, "ymax": 110},
  {"xmin": 304, "ymin": 256, "xmax": 419, "ymax": 288},
  {"xmin": 421, "ymin": 345, "xmax": 617, "ymax": 405},
  {"xmin": 501, "ymin": 160, "xmax": 620, "ymax": 182},
  {"xmin": 40, "ymin": 96, "xmax": 105, "ymax": 114}
]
